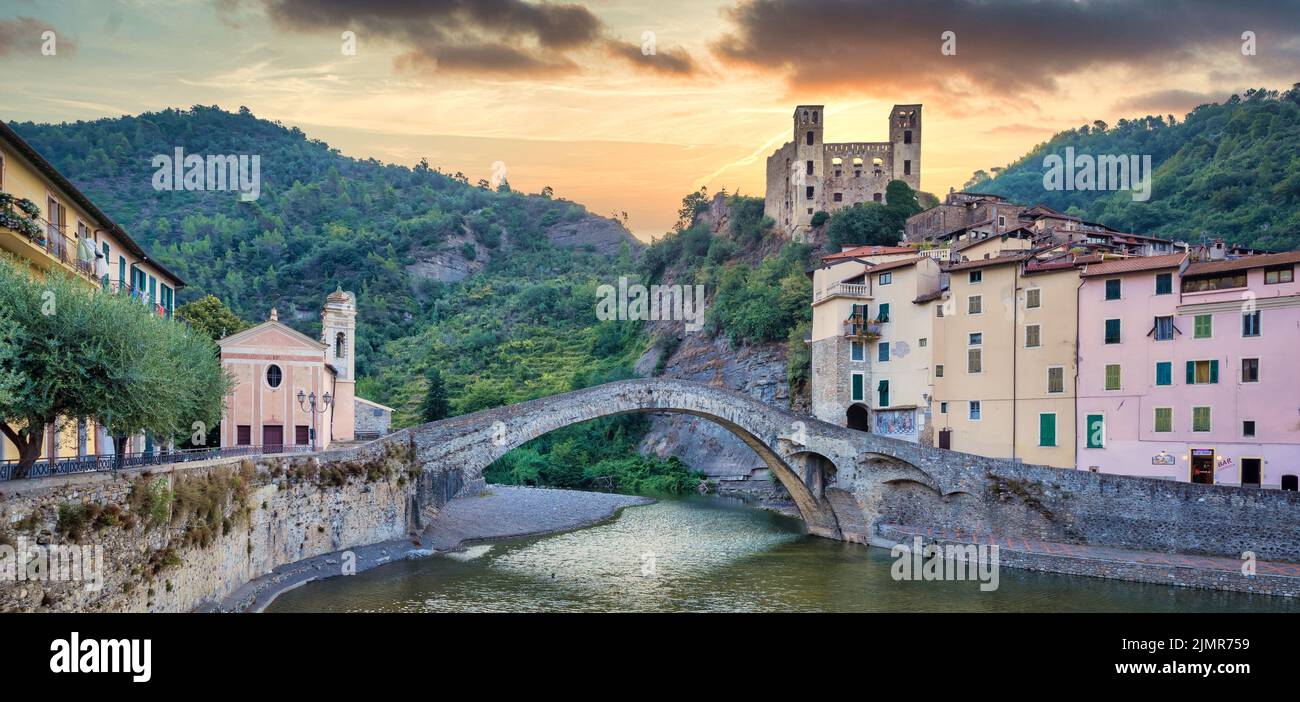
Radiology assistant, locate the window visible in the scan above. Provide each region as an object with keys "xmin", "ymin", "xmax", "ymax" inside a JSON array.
[
  {"xmin": 903, "ymin": 160, "xmax": 912, "ymax": 175},
  {"xmin": 236, "ymin": 425, "xmax": 252, "ymax": 445},
  {"xmin": 806, "ymin": 186, "xmax": 815, "ymax": 200},
  {"xmin": 878, "ymin": 380, "xmax": 890, "ymax": 407},
  {"xmin": 879, "ymin": 272, "xmax": 892, "ymax": 285},
  {"xmin": 1264, "ymin": 266, "xmax": 1294, "ymax": 284},
  {"xmin": 1155, "ymin": 272, "xmax": 1173, "ymax": 295},
  {"xmin": 0, "ymin": 151, "xmax": 4, "ymax": 189},
  {"xmin": 1186, "ymin": 359, "xmax": 1219, "ymax": 384},
  {"xmin": 935, "ymin": 364, "xmax": 944, "ymax": 378},
  {"xmin": 833, "ymin": 192, "xmax": 843, "ymax": 202},
  {"xmin": 851, "ymin": 373, "xmax": 864, "ymax": 402},
  {"xmin": 878, "ymin": 342, "xmax": 890, "ymax": 362},
  {"xmin": 876, "ymin": 303, "xmax": 891, "ymax": 322},
  {"xmin": 1104, "ymin": 318, "xmax": 1121, "ymax": 344},
  {"xmin": 265, "ymin": 364, "xmax": 283, "ymax": 388},
  {"xmin": 1038, "ymin": 413, "xmax": 1057, "ymax": 447},
  {"xmin": 940, "ymin": 402, "xmax": 948, "ymax": 414},
  {"xmin": 1241, "ymin": 357, "xmax": 1259, "ymax": 382},
  {"xmin": 969, "ymin": 332, "xmax": 982, "ymax": 345},
  {"xmin": 919, "ymin": 337, "xmax": 927, "ymax": 347},
  {"xmin": 1105, "ymin": 279, "xmax": 1121, "ymax": 300},
  {"xmin": 1155, "ymin": 361, "xmax": 1172, "ymax": 386},
  {"xmin": 968, "ymin": 295, "xmax": 983, "ymax": 314},
  {"xmin": 1025, "ymin": 324, "xmax": 1041, "ymax": 348},
  {"xmin": 1192, "ymin": 406, "xmax": 1211, "ymax": 432},
  {"xmin": 1025, "ymin": 288, "xmax": 1041, "ymax": 308},
  {"xmin": 1183, "ymin": 273, "xmax": 1246, "ymax": 292},
  {"xmin": 1105, "ymin": 364, "xmax": 1121, "ymax": 390},
  {"xmin": 1193, "ymin": 314, "xmax": 1212, "ymax": 338},
  {"xmin": 1153, "ymin": 407, "xmax": 1173, "ymax": 433},
  {"xmin": 1242, "ymin": 310, "xmax": 1261, "ymax": 337},
  {"xmin": 1040, "ymin": 366, "xmax": 1060, "ymax": 395},
  {"xmin": 1085, "ymin": 414, "xmax": 1105, "ymax": 448},
  {"xmin": 969, "ymin": 401, "xmax": 981, "ymax": 421},
  {"xmin": 1153, "ymin": 315, "xmax": 1174, "ymax": 341},
  {"xmin": 850, "ymin": 341, "xmax": 864, "ymax": 362},
  {"xmin": 1047, "ymin": 366, "xmax": 1064, "ymax": 394},
  {"xmin": 295, "ymin": 426, "xmax": 310, "ymax": 445},
  {"xmin": 967, "ymin": 347, "xmax": 982, "ymax": 373},
  {"xmin": 1243, "ymin": 420, "xmax": 1256, "ymax": 438},
  {"xmin": 969, "ymin": 270, "xmax": 983, "ymax": 284},
  {"xmin": 806, "ymin": 131, "xmax": 814, "ymax": 146},
  {"xmin": 806, "ymin": 160, "xmax": 814, "ymax": 176},
  {"xmin": 903, "ymin": 130, "xmax": 913, "ymax": 144},
  {"xmin": 998, "ymin": 215, "xmax": 1007, "ymax": 228},
  {"xmin": 873, "ymin": 192, "xmax": 882, "ymax": 202},
  {"xmin": 336, "ymin": 332, "xmax": 347, "ymax": 358}
]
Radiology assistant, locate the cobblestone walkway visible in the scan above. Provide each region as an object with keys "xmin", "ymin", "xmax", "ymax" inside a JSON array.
[{"xmin": 882, "ymin": 524, "xmax": 1300, "ymax": 578}]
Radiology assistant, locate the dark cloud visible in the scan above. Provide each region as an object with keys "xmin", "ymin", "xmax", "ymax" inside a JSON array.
[
  {"xmin": 1111, "ymin": 88, "xmax": 1236, "ymax": 115},
  {"xmin": 0, "ymin": 17, "xmax": 76, "ymax": 57},
  {"xmin": 711, "ymin": 0, "xmax": 1300, "ymax": 96},
  {"xmin": 605, "ymin": 40, "xmax": 695, "ymax": 75},
  {"xmin": 248, "ymin": 0, "xmax": 693, "ymax": 78}
]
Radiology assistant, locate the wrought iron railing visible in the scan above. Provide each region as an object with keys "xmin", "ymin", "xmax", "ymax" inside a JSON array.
[
  {"xmin": 843, "ymin": 314, "xmax": 882, "ymax": 339},
  {"xmin": 0, "ymin": 444, "xmax": 313, "ymax": 481}
]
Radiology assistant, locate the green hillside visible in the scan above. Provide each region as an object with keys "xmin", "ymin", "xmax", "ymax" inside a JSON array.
[{"xmin": 965, "ymin": 85, "xmax": 1300, "ymax": 251}]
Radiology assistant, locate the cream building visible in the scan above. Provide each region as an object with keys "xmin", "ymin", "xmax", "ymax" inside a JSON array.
[
  {"xmin": 810, "ymin": 251, "xmax": 941, "ymax": 442},
  {"xmin": 929, "ymin": 255, "xmax": 1080, "ymax": 467}
]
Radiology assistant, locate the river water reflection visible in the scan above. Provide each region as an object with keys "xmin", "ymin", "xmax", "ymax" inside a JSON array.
[{"xmin": 267, "ymin": 495, "xmax": 1299, "ymax": 613}]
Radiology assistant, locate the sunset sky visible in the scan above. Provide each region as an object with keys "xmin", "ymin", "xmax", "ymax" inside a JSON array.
[{"xmin": 2, "ymin": 0, "xmax": 1299, "ymax": 239}]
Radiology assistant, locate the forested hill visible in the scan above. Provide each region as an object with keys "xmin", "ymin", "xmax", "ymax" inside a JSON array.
[
  {"xmin": 8, "ymin": 106, "xmax": 638, "ymax": 371},
  {"xmin": 965, "ymin": 85, "xmax": 1300, "ymax": 252}
]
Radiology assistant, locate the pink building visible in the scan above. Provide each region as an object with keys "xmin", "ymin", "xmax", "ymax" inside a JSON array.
[
  {"xmin": 1076, "ymin": 251, "xmax": 1300, "ymax": 488},
  {"xmin": 217, "ymin": 289, "xmax": 357, "ymax": 452}
]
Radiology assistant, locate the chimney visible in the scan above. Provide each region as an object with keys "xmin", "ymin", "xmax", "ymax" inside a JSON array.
[{"xmin": 269, "ymin": 308, "xmax": 279, "ymax": 322}]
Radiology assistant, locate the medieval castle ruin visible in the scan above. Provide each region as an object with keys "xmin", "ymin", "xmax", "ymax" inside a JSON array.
[{"xmin": 765, "ymin": 104, "xmax": 922, "ymax": 238}]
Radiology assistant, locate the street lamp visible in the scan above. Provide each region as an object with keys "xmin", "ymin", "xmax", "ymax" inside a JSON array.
[{"xmin": 296, "ymin": 389, "xmax": 333, "ymax": 452}]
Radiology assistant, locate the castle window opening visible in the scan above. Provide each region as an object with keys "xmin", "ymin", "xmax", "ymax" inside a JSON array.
[
  {"xmin": 806, "ymin": 131, "xmax": 815, "ymax": 145},
  {"xmin": 904, "ymin": 130, "xmax": 912, "ymax": 144},
  {"xmin": 904, "ymin": 160, "xmax": 912, "ymax": 175},
  {"xmin": 806, "ymin": 160, "xmax": 814, "ymax": 176},
  {"xmin": 806, "ymin": 186, "xmax": 815, "ymax": 200},
  {"xmin": 873, "ymin": 193, "xmax": 882, "ymax": 202}
]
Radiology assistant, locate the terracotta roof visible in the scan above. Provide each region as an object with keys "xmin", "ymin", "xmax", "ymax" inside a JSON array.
[
  {"xmin": 1079, "ymin": 253, "xmax": 1187, "ymax": 277},
  {"xmin": 0, "ymin": 120, "xmax": 185, "ymax": 287},
  {"xmin": 913, "ymin": 289, "xmax": 945, "ymax": 304},
  {"xmin": 865, "ymin": 255, "xmax": 927, "ymax": 275},
  {"xmin": 821, "ymin": 244, "xmax": 917, "ymax": 261},
  {"xmin": 1183, "ymin": 251, "xmax": 1300, "ymax": 277},
  {"xmin": 943, "ymin": 252, "xmax": 1031, "ymax": 272}
]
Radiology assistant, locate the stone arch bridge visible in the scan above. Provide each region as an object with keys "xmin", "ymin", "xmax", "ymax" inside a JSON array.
[{"xmin": 366, "ymin": 379, "xmax": 1300, "ymax": 560}]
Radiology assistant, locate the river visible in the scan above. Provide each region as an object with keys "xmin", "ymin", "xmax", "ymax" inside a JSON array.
[{"xmin": 266, "ymin": 494, "xmax": 1299, "ymax": 613}]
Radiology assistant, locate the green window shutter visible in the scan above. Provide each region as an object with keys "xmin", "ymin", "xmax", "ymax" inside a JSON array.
[
  {"xmin": 1105, "ymin": 364, "xmax": 1121, "ymax": 390},
  {"xmin": 878, "ymin": 303, "xmax": 890, "ymax": 322},
  {"xmin": 878, "ymin": 342, "xmax": 889, "ymax": 362},
  {"xmin": 1185, "ymin": 360, "xmax": 1195, "ymax": 384},
  {"xmin": 878, "ymin": 380, "xmax": 889, "ymax": 407},
  {"xmin": 1209, "ymin": 359, "xmax": 1219, "ymax": 384},
  {"xmin": 1086, "ymin": 414, "xmax": 1104, "ymax": 448},
  {"xmin": 1039, "ymin": 414, "xmax": 1056, "ymax": 447},
  {"xmin": 1155, "ymin": 273, "xmax": 1172, "ymax": 295},
  {"xmin": 1105, "ymin": 319, "xmax": 1120, "ymax": 343},
  {"xmin": 1105, "ymin": 279, "xmax": 1121, "ymax": 299},
  {"xmin": 1155, "ymin": 408, "xmax": 1172, "ymax": 432},
  {"xmin": 851, "ymin": 374, "xmax": 863, "ymax": 402},
  {"xmin": 1194, "ymin": 314, "xmax": 1211, "ymax": 338},
  {"xmin": 1156, "ymin": 362, "xmax": 1171, "ymax": 386}
]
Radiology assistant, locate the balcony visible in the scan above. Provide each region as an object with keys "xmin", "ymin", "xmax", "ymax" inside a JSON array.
[
  {"xmin": 814, "ymin": 281, "xmax": 872, "ymax": 303},
  {"xmin": 843, "ymin": 314, "xmax": 882, "ymax": 340},
  {"xmin": 0, "ymin": 208, "xmax": 101, "ymax": 283}
]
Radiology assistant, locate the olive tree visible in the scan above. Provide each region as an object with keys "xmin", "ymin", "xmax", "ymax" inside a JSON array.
[{"xmin": 0, "ymin": 255, "xmax": 231, "ymax": 477}]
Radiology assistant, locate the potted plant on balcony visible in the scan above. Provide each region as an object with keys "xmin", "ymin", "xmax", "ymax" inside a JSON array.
[{"xmin": 0, "ymin": 193, "xmax": 42, "ymax": 241}]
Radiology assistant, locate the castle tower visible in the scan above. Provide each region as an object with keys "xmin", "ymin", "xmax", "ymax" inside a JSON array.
[
  {"xmin": 791, "ymin": 105, "xmax": 825, "ymax": 237},
  {"xmin": 889, "ymin": 104, "xmax": 922, "ymax": 192},
  {"xmin": 321, "ymin": 286, "xmax": 357, "ymax": 441}
]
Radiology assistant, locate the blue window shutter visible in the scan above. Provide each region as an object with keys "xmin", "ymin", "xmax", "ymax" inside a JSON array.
[
  {"xmin": 1156, "ymin": 362, "xmax": 1171, "ymax": 386},
  {"xmin": 1209, "ymin": 359, "xmax": 1219, "ymax": 384},
  {"xmin": 1186, "ymin": 360, "xmax": 1195, "ymax": 384}
]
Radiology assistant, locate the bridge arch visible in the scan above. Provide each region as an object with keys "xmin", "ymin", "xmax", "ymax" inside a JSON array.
[{"xmin": 407, "ymin": 380, "xmax": 846, "ymax": 537}]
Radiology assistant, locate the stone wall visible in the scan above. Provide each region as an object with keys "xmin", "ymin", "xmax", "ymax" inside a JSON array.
[{"xmin": 0, "ymin": 436, "xmax": 448, "ymax": 613}]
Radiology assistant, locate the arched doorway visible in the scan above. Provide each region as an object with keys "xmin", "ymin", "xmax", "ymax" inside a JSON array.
[{"xmin": 846, "ymin": 404, "xmax": 871, "ymax": 432}]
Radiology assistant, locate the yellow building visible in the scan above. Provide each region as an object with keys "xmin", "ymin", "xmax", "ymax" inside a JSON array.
[
  {"xmin": 929, "ymin": 254, "xmax": 1080, "ymax": 467},
  {"xmin": 1, "ymin": 120, "xmax": 185, "ymax": 466}
]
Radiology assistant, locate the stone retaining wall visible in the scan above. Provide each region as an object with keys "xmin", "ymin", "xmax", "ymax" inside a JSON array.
[{"xmin": 0, "ymin": 435, "xmax": 451, "ymax": 612}]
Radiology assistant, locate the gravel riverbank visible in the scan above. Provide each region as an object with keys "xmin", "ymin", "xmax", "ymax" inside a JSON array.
[{"xmin": 205, "ymin": 485, "xmax": 653, "ymax": 612}]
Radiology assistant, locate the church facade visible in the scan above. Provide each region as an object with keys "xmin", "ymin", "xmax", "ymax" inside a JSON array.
[{"xmin": 217, "ymin": 288, "xmax": 357, "ymax": 452}]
